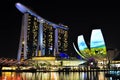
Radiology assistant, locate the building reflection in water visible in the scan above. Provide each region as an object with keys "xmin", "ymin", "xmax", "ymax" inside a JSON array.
[{"xmin": 0, "ymin": 71, "xmax": 110, "ymax": 80}]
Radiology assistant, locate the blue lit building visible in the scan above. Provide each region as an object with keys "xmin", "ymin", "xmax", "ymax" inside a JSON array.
[{"xmin": 15, "ymin": 3, "xmax": 69, "ymax": 61}]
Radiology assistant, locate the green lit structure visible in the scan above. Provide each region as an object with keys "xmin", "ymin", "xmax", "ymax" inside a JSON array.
[{"xmin": 73, "ymin": 29, "xmax": 107, "ymax": 61}]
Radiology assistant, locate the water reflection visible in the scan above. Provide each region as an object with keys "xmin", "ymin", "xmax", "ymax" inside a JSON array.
[{"xmin": 0, "ymin": 71, "xmax": 110, "ymax": 80}]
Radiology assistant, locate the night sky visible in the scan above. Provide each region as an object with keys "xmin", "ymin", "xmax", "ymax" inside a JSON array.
[{"xmin": 0, "ymin": 1, "xmax": 120, "ymax": 59}]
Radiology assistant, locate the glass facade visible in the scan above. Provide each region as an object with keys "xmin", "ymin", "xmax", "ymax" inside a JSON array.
[
  {"xmin": 27, "ymin": 14, "xmax": 39, "ymax": 58},
  {"xmin": 43, "ymin": 23, "xmax": 55, "ymax": 56},
  {"xmin": 58, "ymin": 28, "xmax": 68, "ymax": 53}
]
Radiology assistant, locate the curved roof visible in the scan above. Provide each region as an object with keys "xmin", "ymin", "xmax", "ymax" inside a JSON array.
[{"xmin": 15, "ymin": 2, "xmax": 69, "ymax": 30}]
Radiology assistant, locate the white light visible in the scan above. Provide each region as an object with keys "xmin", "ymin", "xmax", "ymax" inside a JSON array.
[{"xmin": 22, "ymin": 41, "xmax": 25, "ymax": 44}]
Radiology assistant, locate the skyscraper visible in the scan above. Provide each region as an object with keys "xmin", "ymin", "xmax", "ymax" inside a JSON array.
[{"xmin": 16, "ymin": 3, "xmax": 69, "ymax": 61}]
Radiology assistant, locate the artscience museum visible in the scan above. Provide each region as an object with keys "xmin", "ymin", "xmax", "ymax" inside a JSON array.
[{"xmin": 73, "ymin": 29, "xmax": 107, "ymax": 61}]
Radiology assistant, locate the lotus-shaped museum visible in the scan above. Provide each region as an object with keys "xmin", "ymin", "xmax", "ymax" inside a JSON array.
[{"xmin": 73, "ymin": 29, "xmax": 107, "ymax": 61}]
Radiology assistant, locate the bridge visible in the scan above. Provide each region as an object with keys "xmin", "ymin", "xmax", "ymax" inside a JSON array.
[{"xmin": 0, "ymin": 58, "xmax": 30, "ymax": 67}]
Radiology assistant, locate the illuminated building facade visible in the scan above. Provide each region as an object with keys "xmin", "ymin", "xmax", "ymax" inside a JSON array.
[
  {"xmin": 73, "ymin": 29, "xmax": 107, "ymax": 61},
  {"xmin": 16, "ymin": 3, "xmax": 69, "ymax": 61},
  {"xmin": 90, "ymin": 29, "xmax": 107, "ymax": 60},
  {"xmin": 58, "ymin": 28, "xmax": 68, "ymax": 53}
]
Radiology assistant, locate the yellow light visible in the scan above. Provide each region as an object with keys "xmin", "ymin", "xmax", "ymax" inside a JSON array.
[
  {"xmin": 32, "ymin": 57, "xmax": 56, "ymax": 61},
  {"xmin": 22, "ymin": 41, "xmax": 25, "ymax": 44}
]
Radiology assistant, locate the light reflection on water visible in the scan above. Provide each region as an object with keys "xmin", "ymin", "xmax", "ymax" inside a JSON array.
[{"xmin": 0, "ymin": 71, "xmax": 110, "ymax": 80}]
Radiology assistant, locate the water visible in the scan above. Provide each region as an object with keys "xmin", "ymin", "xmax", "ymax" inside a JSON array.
[{"xmin": 0, "ymin": 71, "xmax": 111, "ymax": 80}]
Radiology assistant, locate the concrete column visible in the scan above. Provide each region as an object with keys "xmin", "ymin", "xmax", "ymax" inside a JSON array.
[
  {"xmin": 17, "ymin": 13, "xmax": 28, "ymax": 61},
  {"xmin": 39, "ymin": 22, "xmax": 44, "ymax": 56},
  {"xmin": 54, "ymin": 28, "xmax": 59, "ymax": 56},
  {"xmin": 23, "ymin": 13, "xmax": 28, "ymax": 60}
]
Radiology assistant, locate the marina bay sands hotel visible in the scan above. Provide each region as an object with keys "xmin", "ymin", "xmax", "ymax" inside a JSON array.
[{"xmin": 16, "ymin": 3, "xmax": 69, "ymax": 61}]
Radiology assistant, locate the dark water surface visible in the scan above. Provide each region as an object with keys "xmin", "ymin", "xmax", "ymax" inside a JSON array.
[{"xmin": 0, "ymin": 71, "xmax": 112, "ymax": 80}]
